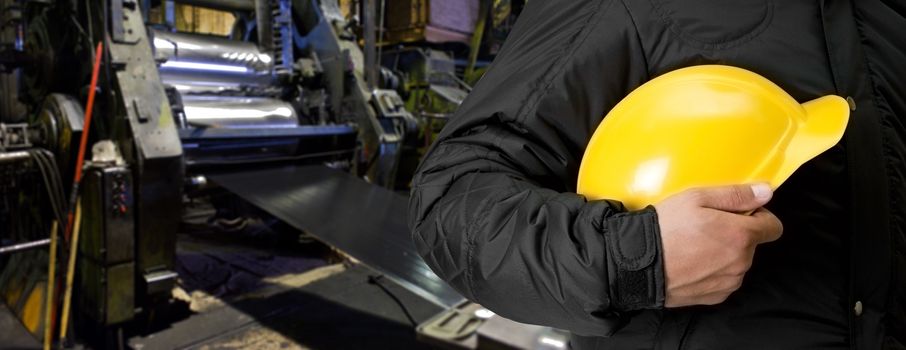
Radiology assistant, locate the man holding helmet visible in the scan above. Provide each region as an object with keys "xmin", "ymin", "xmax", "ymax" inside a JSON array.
[{"xmin": 409, "ymin": 0, "xmax": 905, "ymax": 348}]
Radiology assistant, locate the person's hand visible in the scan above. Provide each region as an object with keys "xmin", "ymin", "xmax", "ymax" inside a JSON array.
[{"xmin": 654, "ymin": 184, "xmax": 783, "ymax": 308}]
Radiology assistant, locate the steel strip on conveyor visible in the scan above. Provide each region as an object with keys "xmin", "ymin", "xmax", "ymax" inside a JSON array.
[{"xmin": 209, "ymin": 165, "xmax": 465, "ymax": 308}]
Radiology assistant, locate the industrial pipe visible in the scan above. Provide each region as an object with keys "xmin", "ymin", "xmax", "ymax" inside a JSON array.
[{"xmin": 0, "ymin": 238, "xmax": 51, "ymax": 255}]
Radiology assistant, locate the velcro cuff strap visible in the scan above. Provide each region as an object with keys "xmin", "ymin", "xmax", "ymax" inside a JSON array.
[{"xmin": 604, "ymin": 206, "xmax": 666, "ymax": 311}]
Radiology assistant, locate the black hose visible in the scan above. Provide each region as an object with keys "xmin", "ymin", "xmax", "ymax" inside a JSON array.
[
  {"xmin": 28, "ymin": 149, "xmax": 66, "ymax": 227},
  {"xmin": 39, "ymin": 151, "xmax": 66, "ymax": 221},
  {"xmin": 39, "ymin": 150, "xmax": 65, "ymax": 222},
  {"xmin": 368, "ymin": 274, "xmax": 418, "ymax": 327}
]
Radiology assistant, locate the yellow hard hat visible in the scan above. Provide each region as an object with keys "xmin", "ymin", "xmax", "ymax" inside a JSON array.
[{"xmin": 577, "ymin": 65, "xmax": 850, "ymax": 210}]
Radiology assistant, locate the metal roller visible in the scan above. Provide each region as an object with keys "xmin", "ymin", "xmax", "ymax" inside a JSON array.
[
  {"xmin": 149, "ymin": 21, "xmax": 360, "ymax": 167},
  {"xmin": 160, "ymin": 75, "xmax": 271, "ymax": 95},
  {"xmin": 180, "ymin": 96, "xmax": 299, "ymax": 129},
  {"xmin": 151, "ymin": 28, "xmax": 275, "ymax": 92}
]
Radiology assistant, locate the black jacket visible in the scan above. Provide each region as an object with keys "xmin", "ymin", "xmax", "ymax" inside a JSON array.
[{"xmin": 408, "ymin": 0, "xmax": 906, "ymax": 348}]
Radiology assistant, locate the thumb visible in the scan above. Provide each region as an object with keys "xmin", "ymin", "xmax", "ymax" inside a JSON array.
[{"xmin": 691, "ymin": 183, "xmax": 773, "ymax": 212}]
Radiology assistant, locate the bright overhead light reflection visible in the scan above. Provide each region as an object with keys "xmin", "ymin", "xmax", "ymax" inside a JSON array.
[
  {"xmin": 152, "ymin": 37, "xmax": 202, "ymax": 51},
  {"xmin": 153, "ymin": 37, "xmax": 175, "ymax": 50},
  {"xmin": 631, "ymin": 157, "xmax": 670, "ymax": 196},
  {"xmin": 473, "ymin": 309, "xmax": 495, "ymax": 319},
  {"xmin": 259, "ymin": 54, "xmax": 272, "ymax": 64},
  {"xmin": 175, "ymin": 42, "xmax": 201, "ymax": 50},
  {"xmin": 184, "ymin": 106, "xmax": 294, "ymax": 121},
  {"xmin": 539, "ymin": 337, "xmax": 566, "ymax": 348},
  {"xmin": 160, "ymin": 61, "xmax": 249, "ymax": 73}
]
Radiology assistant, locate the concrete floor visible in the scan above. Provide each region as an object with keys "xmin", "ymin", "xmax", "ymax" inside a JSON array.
[{"xmin": 1, "ymin": 199, "xmax": 442, "ymax": 350}]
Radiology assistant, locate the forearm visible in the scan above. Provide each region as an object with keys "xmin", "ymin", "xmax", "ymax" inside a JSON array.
[{"xmin": 410, "ymin": 140, "xmax": 665, "ymax": 336}]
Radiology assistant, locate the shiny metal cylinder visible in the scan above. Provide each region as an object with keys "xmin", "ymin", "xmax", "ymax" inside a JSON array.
[
  {"xmin": 0, "ymin": 150, "xmax": 29, "ymax": 163},
  {"xmin": 181, "ymin": 95, "xmax": 299, "ymax": 129},
  {"xmin": 151, "ymin": 28, "xmax": 275, "ymax": 92},
  {"xmin": 158, "ymin": 74, "xmax": 269, "ymax": 95}
]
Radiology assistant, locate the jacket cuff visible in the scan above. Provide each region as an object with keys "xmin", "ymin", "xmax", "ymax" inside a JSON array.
[{"xmin": 603, "ymin": 206, "xmax": 666, "ymax": 312}]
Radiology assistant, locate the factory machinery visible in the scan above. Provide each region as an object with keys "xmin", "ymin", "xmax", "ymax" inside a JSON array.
[
  {"xmin": 0, "ymin": 0, "xmax": 558, "ymax": 348},
  {"xmin": 0, "ymin": 0, "xmax": 475, "ymax": 344}
]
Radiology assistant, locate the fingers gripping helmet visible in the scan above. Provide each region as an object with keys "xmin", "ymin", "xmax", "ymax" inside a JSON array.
[{"xmin": 577, "ymin": 65, "xmax": 850, "ymax": 210}]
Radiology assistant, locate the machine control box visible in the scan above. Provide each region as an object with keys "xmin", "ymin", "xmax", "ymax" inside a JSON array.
[
  {"xmin": 79, "ymin": 166, "xmax": 136, "ymax": 325},
  {"xmin": 81, "ymin": 166, "xmax": 134, "ymax": 264}
]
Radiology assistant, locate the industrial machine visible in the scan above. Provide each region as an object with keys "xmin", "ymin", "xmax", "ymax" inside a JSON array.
[
  {"xmin": 0, "ymin": 0, "xmax": 419, "ymax": 344},
  {"xmin": 153, "ymin": 0, "xmax": 417, "ymax": 185},
  {"xmin": 380, "ymin": 47, "xmax": 471, "ymax": 187},
  {"xmin": 0, "ymin": 0, "xmax": 531, "ymax": 348}
]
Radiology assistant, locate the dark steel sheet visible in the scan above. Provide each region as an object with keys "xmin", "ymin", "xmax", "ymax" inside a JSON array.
[{"xmin": 209, "ymin": 165, "xmax": 465, "ymax": 308}]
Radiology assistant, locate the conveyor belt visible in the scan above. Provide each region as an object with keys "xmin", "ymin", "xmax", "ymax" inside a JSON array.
[{"xmin": 209, "ymin": 165, "xmax": 465, "ymax": 308}]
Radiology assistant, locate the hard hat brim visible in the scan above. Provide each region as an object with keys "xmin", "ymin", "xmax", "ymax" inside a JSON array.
[{"xmin": 772, "ymin": 95, "xmax": 850, "ymax": 189}]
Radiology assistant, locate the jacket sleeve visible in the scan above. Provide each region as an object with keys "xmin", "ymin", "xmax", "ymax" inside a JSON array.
[{"xmin": 408, "ymin": 0, "xmax": 664, "ymax": 337}]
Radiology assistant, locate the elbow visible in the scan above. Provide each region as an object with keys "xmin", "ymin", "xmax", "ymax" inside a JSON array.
[
  {"xmin": 409, "ymin": 188, "xmax": 477, "ymax": 301},
  {"xmin": 410, "ymin": 218, "xmax": 476, "ymax": 301}
]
